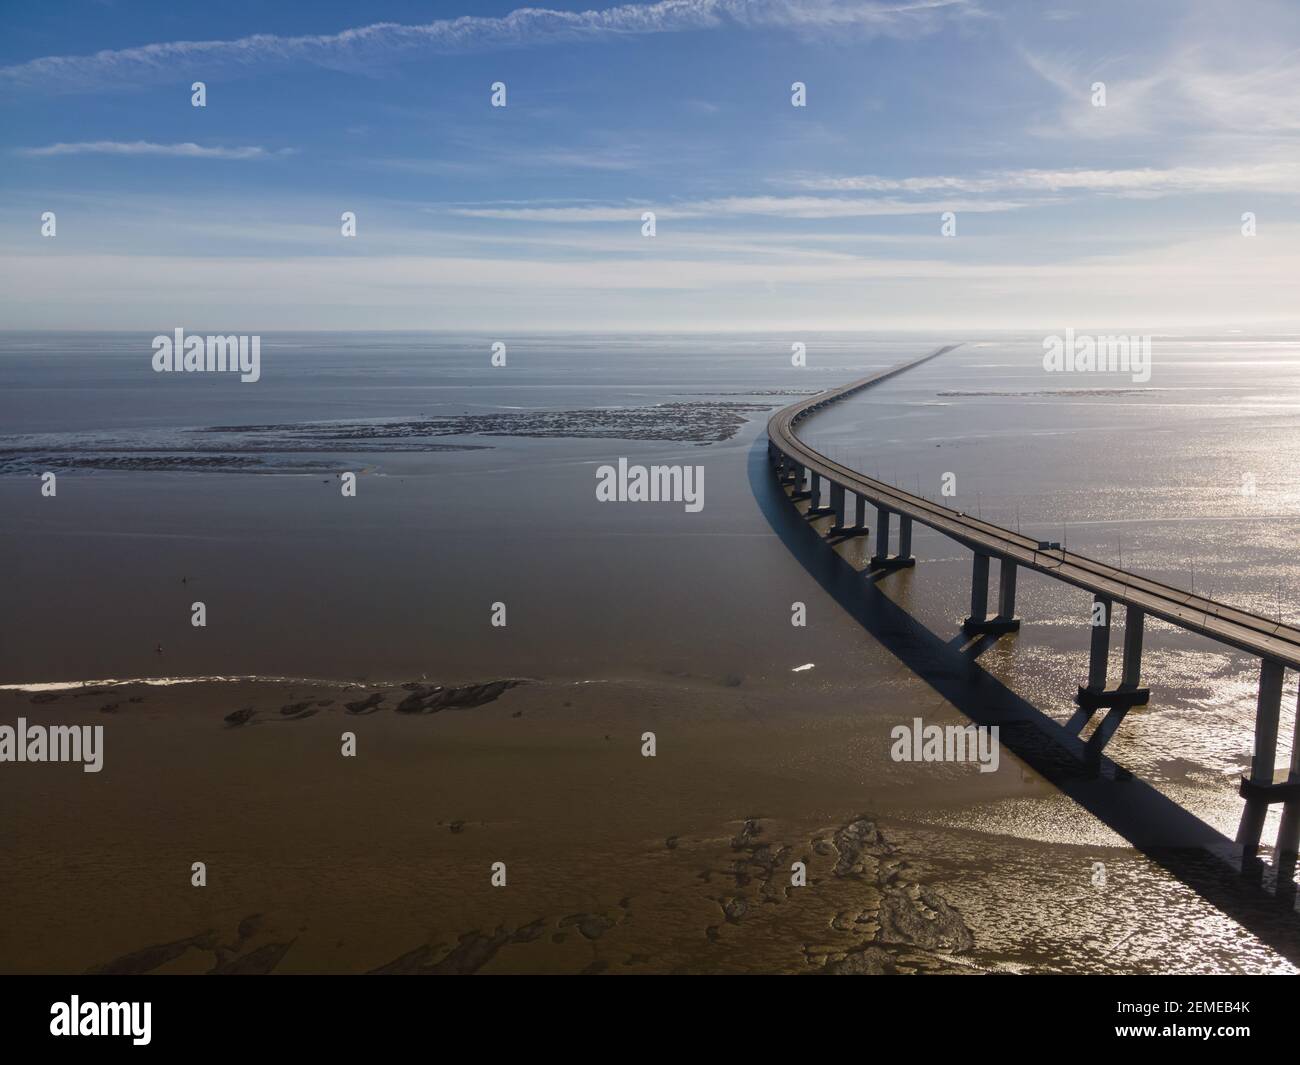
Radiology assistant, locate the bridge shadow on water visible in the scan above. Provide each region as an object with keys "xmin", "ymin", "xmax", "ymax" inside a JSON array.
[{"xmin": 746, "ymin": 435, "xmax": 1300, "ymax": 966}]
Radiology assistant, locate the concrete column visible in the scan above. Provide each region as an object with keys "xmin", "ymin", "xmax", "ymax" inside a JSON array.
[
  {"xmin": 1121, "ymin": 607, "xmax": 1144, "ymax": 689},
  {"xmin": 809, "ymin": 472, "xmax": 821, "ymax": 509},
  {"xmin": 1250, "ymin": 660, "xmax": 1283, "ymax": 783},
  {"xmin": 1239, "ymin": 658, "xmax": 1284, "ymax": 850},
  {"xmin": 998, "ymin": 560, "xmax": 1017, "ymax": 618},
  {"xmin": 875, "ymin": 507, "xmax": 890, "ymax": 555},
  {"xmin": 897, "ymin": 516, "xmax": 913, "ymax": 558},
  {"xmin": 966, "ymin": 555, "xmax": 1021, "ymax": 634},
  {"xmin": 969, "ymin": 553, "xmax": 990, "ymax": 621},
  {"xmin": 854, "ymin": 493, "xmax": 867, "ymax": 531},
  {"xmin": 830, "ymin": 483, "xmax": 845, "ymax": 528},
  {"xmin": 1277, "ymin": 687, "xmax": 1300, "ymax": 858},
  {"xmin": 1086, "ymin": 594, "xmax": 1112, "ymax": 692}
]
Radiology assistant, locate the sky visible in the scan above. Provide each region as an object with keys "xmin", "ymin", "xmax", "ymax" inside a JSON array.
[{"xmin": 1, "ymin": 0, "xmax": 1299, "ymax": 331}]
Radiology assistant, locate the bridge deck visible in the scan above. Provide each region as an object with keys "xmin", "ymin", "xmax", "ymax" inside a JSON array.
[{"xmin": 767, "ymin": 345, "xmax": 1300, "ymax": 669}]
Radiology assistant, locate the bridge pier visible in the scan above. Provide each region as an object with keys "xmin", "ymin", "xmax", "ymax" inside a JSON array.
[
  {"xmin": 807, "ymin": 472, "xmax": 832, "ymax": 516},
  {"xmin": 828, "ymin": 483, "xmax": 848, "ymax": 532},
  {"xmin": 1000, "ymin": 561, "xmax": 1018, "ymax": 617},
  {"xmin": 869, "ymin": 508, "xmax": 915, "ymax": 569},
  {"xmin": 831, "ymin": 492, "xmax": 869, "ymax": 538},
  {"xmin": 1076, "ymin": 595, "xmax": 1150, "ymax": 709},
  {"xmin": 968, "ymin": 553, "xmax": 988, "ymax": 620},
  {"xmin": 1237, "ymin": 658, "xmax": 1294, "ymax": 853},
  {"xmin": 873, "ymin": 507, "xmax": 889, "ymax": 557},
  {"xmin": 1121, "ymin": 607, "xmax": 1144, "ymax": 689},
  {"xmin": 829, "ymin": 490, "xmax": 869, "ymax": 538},
  {"xmin": 963, "ymin": 554, "xmax": 1021, "ymax": 634},
  {"xmin": 1086, "ymin": 594, "xmax": 1111, "ymax": 691},
  {"xmin": 791, "ymin": 465, "xmax": 810, "ymax": 500},
  {"xmin": 1276, "ymin": 688, "xmax": 1300, "ymax": 859}
]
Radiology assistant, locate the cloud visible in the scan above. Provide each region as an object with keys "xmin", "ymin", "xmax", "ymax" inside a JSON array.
[
  {"xmin": 0, "ymin": 0, "xmax": 978, "ymax": 92},
  {"xmin": 0, "ymin": 186, "xmax": 963, "ymax": 260},
  {"xmin": 375, "ymin": 143, "xmax": 646, "ymax": 176},
  {"xmin": 16, "ymin": 141, "xmax": 288, "ymax": 159},
  {"xmin": 1018, "ymin": 5, "xmax": 1300, "ymax": 145},
  {"xmin": 789, "ymin": 162, "xmax": 1300, "ymax": 197},
  {"xmin": 448, "ymin": 193, "xmax": 1030, "ymax": 221}
]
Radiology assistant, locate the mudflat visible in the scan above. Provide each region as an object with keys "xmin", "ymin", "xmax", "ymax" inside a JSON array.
[
  {"xmin": 2, "ymin": 670, "xmax": 1292, "ymax": 974},
  {"xmin": 0, "ymin": 673, "xmax": 1002, "ymax": 975}
]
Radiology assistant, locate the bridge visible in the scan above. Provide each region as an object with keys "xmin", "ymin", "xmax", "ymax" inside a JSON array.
[{"xmin": 767, "ymin": 344, "xmax": 1300, "ymax": 868}]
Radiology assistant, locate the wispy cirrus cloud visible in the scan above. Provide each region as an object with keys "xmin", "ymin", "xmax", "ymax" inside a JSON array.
[
  {"xmin": 374, "ymin": 143, "xmax": 647, "ymax": 176},
  {"xmin": 0, "ymin": 0, "xmax": 979, "ymax": 92},
  {"xmin": 448, "ymin": 193, "xmax": 1029, "ymax": 221},
  {"xmin": 787, "ymin": 161, "xmax": 1300, "ymax": 197},
  {"xmin": 16, "ymin": 141, "xmax": 290, "ymax": 160},
  {"xmin": 1018, "ymin": 5, "xmax": 1300, "ymax": 145}
]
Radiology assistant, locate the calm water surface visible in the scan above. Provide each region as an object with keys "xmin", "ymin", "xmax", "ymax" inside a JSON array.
[{"xmin": 4, "ymin": 329, "xmax": 1300, "ymax": 972}]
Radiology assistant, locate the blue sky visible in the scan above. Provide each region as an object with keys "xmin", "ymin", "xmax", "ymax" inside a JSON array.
[{"xmin": 2, "ymin": 0, "xmax": 1299, "ymax": 330}]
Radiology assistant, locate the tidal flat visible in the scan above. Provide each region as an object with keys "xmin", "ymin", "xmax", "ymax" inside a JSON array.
[{"xmin": 0, "ymin": 674, "xmax": 1293, "ymax": 975}]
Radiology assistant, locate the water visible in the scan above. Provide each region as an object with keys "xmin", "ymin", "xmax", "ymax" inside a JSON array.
[
  {"xmin": 5, "ymin": 330, "xmax": 1299, "ymax": 771},
  {"xmin": 0, "ymin": 330, "xmax": 916, "ymax": 685},
  {"xmin": 801, "ymin": 335, "xmax": 1300, "ymax": 783},
  {"xmin": 3, "ymin": 329, "xmax": 1300, "ymax": 972}
]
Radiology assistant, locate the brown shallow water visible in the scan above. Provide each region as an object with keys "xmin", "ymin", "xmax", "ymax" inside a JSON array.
[
  {"xmin": 1, "ymin": 673, "xmax": 1294, "ymax": 975},
  {"xmin": 4, "ymin": 334, "xmax": 1300, "ymax": 973}
]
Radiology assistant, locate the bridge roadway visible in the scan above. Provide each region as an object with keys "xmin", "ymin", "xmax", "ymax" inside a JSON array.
[{"xmin": 766, "ymin": 344, "xmax": 1300, "ymax": 859}]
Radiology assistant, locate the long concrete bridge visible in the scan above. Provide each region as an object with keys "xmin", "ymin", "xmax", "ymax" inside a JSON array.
[{"xmin": 767, "ymin": 344, "xmax": 1300, "ymax": 867}]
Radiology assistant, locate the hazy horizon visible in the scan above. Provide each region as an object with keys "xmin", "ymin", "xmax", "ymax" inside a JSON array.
[{"xmin": 6, "ymin": 325, "xmax": 1300, "ymax": 335}]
